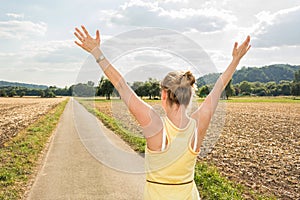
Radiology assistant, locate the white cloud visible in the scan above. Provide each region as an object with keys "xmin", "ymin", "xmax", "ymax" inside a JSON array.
[
  {"xmin": 1, "ymin": 0, "xmax": 299, "ymax": 87},
  {"xmin": 161, "ymin": 0, "xmax": 189, "ymax": 3},
  {"xmin": 6, "ymin": 13, "xmax": 24, "ymax": 19},
  {"xmin": 104, "ymin": 0, "xmax": 235, "ymax": 32},
  {"xmin": 0, "ymin": 38, "xmax": 86, "ymax": 87},
  {"xmin": 243, "ymin": 45, "xmax": 300, "ymax": 67},
  {"xmin": 21, "ymin": 40, "xmax": 74, "ymax": 56},
  {"xmin": 252, "ymin": 6, "xmax": 300, "ymax": 47},
  {"xmin": 0, "ymin": 40, "xmax": 82, "ymax": 71},
  {"xmin": 0, "ymin": 19, "xmax": 47, "ymax": 40}
]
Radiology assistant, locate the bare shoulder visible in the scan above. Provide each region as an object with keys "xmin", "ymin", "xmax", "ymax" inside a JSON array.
[{"xmin": 191, "ymin": 96, "xmax": 213, "ymax": 133}]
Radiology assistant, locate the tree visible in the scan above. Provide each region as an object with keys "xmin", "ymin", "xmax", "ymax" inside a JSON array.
[
  {"xmin": 44, "ymin": 89, "xmax": 56, "ymax": 98},
  {"xmin": 0, "ymin": 89, "xmax": 7, "ymax": 97},
  {"xmin": 239, "ymin": 81, "xmax": 252, "ymax": 95},
  {"xmin": 72, "ymin": 83, "xmax": 95, "ymax": 97},
  {"xmin": 198, "ymin": 85, "xmax": 209, "ymax": 97},
  {"xmin": 252, "ymin": 87, "xmax": 267, "ymax": 96},
  {"xmin": 20, "ymin": 91, "xmax": 26, "ymax": 97},
  {"xmin": 224, "ymin": 79, "xmax": 235, "ymax": 99},
  {"xmin": 132, "ymin": 81, "xmax": 147, "ymax": 98},
  {"xmin": 97, "ymin": 77, "xmax": 114, "ymax": 100},
  {"xmin": 142, "ymin": 81, "xmax": 151, "ymax": 99},
  {"xmin": 291, "ymin": 83, "xmax": 300, "ymax": 96},
  {"xmin": 40, "ymin": 89, "xmax": 56, "ymax": 98},
  {"xmin": 8, "ymin": 89, "xmax": 17, "ymax": 97},
  {"xmin": 279, "ymin": 82, "xmax": 291, "ymax": 96},
  {"xmin": 54, "ymin": 86, "xmax": 70, "ymax": 96},
  {"xmin": 68, "ymin": 86, "xmax": 74, "ymax": 96},
  {"xmin": 49, "ymin": 86, "xmax": 57, "ymax": 90},
  {"xmin": 147, "ymin": 78, "xmax": 160, "ymax": 99},
  {"xmin": 40, "ymin": 90, "xmax": 45, "ymax": 98},
  {"xmin": 87, "ymin": 81, "xmax": 95, "ymax": 87},
  {"xmin": 291, "ymin": 69, "xmax": 300, "ymax": 96},
  {"xmin": 234, "ymin": 86, "xmax": 240, "ymax": 96},
  {"xmin": 265, "ymin": 81, "xmax": 278, "ymax": 96},
  {"xmin": 294, "ymin": 69, "xmax": 300, "ymax": 82}
]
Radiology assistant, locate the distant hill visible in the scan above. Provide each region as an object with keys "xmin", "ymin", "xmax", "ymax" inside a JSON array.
[
  {"xmin": 197, "ymin": 64, "xmax": 300, "ymax": 87},
  {"xmin": 0, "ymin": 80, "xmax": 48, "ymax": 89}
]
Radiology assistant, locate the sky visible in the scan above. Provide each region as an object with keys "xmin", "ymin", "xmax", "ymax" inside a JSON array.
[{"xmin": 0, "ymin": 0, "xmax": 300, "ymax": 87}]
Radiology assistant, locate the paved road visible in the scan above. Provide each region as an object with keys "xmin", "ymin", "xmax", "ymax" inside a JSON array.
[{"xmin": 26, "ymin": 98, "xmax": 145, "ymax": 200}]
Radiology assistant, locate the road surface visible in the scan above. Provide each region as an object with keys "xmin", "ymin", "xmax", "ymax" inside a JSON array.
[{"xmin": 26, "ymin": 98, "xmax": 145, "ymax": 200}]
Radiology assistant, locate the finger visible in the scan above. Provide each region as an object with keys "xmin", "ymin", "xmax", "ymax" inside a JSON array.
[
  {"xmin": 74, "ymin": 32, "xmax": 84, "ymax": 42},
  {"xmin": 74, "ymin": 40, "xmax": 82, "ymax": 47},
  {"xmin": 247, "ymin": 36, "xmax": 251, "ymax": 47},
  {"xmin": 75, "ymin": 41, "xmax": 89, "ymax": 52},
  {"xmin": 96, "ymin": 30, "xmax": 100, "ymax": 42},
  {"xmin": 247, "ymin": 35, "xmax": 251, "ymax": 42},
  {"xmin": 234, "ymin": 42, "xmax": 238, "ymax": 49},
  {"xmin": 75, "ymin": 27, "xmax": 85, "ymax": 38},
  {"xmin": 246, "ymin": 45, "xmax": 251, "ymax": 52},
  {"xmin": 243, "ymin": 35, "xmax": 250, "ymax": 46},
  {"xmin": 81, "ymin": 25, "xmax": 91, "ymax": 38}
]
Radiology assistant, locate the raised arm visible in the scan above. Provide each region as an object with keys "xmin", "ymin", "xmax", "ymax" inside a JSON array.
[
  {"xmin": 191, "ymin": 36, "xmax": 251, "ymax": 149},
  {"xmin": 74, "ymin": 26, "xmax": 163, "ymax": 146}
]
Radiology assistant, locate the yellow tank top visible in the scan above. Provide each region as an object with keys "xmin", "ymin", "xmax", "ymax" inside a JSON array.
[{"xmin": 144, "ymin": 117, "xmax": 200, "ymax": 200}]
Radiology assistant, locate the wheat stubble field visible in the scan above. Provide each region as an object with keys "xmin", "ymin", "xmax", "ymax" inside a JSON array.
[
  {"xmin": 0, "ymin": 97, "xmax": 65, "ymax": 146},
  {"xmin": 93, "ymin": 98, "xmax": 300, "ymax": 199}
]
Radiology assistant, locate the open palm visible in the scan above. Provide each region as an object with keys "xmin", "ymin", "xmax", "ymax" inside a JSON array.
[
  {"xmin": 74, "ymin": 25, "xmax": 100, "ymax": 53},
  {"xmin": 232, "ymin": 36, "xmax": 251, "ymax": 60}
]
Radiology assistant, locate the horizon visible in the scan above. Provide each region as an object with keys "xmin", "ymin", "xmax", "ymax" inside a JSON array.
[
  {"xmin": 0, "ymin": 63, "xmax": 299, "ymax": 88},
  {"xmin": 1, "ymin": 1, "xmax": 300, "ymax": 87}
]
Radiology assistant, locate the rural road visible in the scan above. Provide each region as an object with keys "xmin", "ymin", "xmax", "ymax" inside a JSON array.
[{"xmin": 26, "ymin": 98, "xmax": 145, "ymax": 200}]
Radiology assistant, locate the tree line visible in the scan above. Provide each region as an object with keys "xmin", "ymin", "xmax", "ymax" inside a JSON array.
[
  {"xmin": 0, "ymin": 76, "xmax": 161, "ymax": 99},
  {"xmin": 70, "ymin": 77, "xmax": 161, "ymax": 100},
  {"xmin": 197, "ymin": 64, "xmax": 300, "ymax": 86},
  {"xmin": 1, "ymin": 69, "xmax": 299, "ymax": 99},
  {"xmin": 198, "ymin": 69, "xmax": 300, "ymax": 98},
  {"xmin": 0, "ymin": 86, "xmax": 68, "ymax": 98}
]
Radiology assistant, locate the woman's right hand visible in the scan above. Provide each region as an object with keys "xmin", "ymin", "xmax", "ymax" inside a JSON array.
[{"xmin": 74, "ymin": 25, "xmax": 100, "ymax": 53}]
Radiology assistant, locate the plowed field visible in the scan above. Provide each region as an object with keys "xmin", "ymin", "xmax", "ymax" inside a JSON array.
[
  {"xmin": 0, "ymin": 97, "xmax": 65, "ymax": 146},
  {"xmin": 93, "ymin": 99, "xmax": 300, "ymax": 199}
]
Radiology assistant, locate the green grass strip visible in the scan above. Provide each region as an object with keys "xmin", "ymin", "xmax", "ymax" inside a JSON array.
[
  {"xmin": 79, "ymin": 99, "xmax": 276, "ymax": 200},
  {"xmin": 223, "ymin": 97, "xmax": 299, "ymax": 103},
  {"xmin": 219, "ymin": 96, "xmax": 299, "ymax": 103},
  {"xmin": 0, "ymin": 98, "xmax": 69, "ymax": 200},
  {"xmin": 194, "ymin": 163, "xmax": 276, "ymax": 200},
  {"xmin": 194, "ymin": 96, "xmax": 300, "ymax": 103}
]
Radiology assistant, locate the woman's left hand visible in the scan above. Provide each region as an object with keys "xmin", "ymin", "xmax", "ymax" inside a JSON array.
[
  {"xmin": 232, "ymin": 35, "xmax": 251, "ymax": 61},
  {"xmin": 74, "ymin": 25, "xmax": 100, "ymax": 53}
]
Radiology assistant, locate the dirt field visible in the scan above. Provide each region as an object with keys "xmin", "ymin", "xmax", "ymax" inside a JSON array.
[
  {"xmin": 93, "ymin": 99, "xmax": 300, "ymax": 199},
  {"xmin": 0, "ymin": 97, "xmax": 65, "ymax": 146}
]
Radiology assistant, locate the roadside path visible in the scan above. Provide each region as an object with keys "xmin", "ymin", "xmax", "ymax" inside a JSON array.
[{"xmin": 26, "ymin": 98, "xmax": 145, "ymax": 200}]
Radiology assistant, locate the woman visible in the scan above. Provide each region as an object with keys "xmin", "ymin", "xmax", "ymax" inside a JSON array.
[{"xmin": 74, "ymin": 25, "xmax": 251, "ymax": 199}]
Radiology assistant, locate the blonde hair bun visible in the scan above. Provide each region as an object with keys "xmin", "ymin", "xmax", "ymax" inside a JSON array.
[
  {"xmin": 161, "ymin": 70, "xmax": 195, "ymax": 106},
  {"xmin": 181, "ymin": 71, "xmax": 196, "ymax": 87}
]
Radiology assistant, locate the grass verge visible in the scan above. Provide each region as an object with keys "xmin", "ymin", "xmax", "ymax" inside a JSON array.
[
  {"xmin": 194, "ymin": 163, "xmax": 276, "ymax": 200},
  {"xmin": 78, "ymin": 98, "xmax": 276, "ymax": 200},
  {"xmin": 215, "ymin": 96, "xmax": 299, "ymax": 103},
  {"xmin": 92, "ymin": 96, "xmax": 300, "ymax": 104},
  {"xmin": 0, "ymin": 98, "xmax": 69, "ymax": 200},
  {"xmin": 79, "ymin": 100, "xmax": 145, "ymax": 153}
]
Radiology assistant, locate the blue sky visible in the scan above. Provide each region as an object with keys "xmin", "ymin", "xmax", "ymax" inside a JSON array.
[{"xmin": 0, "ymin": 0, "xmax": 300, "ymax": 87}]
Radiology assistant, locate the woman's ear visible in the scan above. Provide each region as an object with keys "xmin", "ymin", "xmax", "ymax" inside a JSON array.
[{"xmin": 161, "ymin": 89, "xmax": 167, "ymax": 100}]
